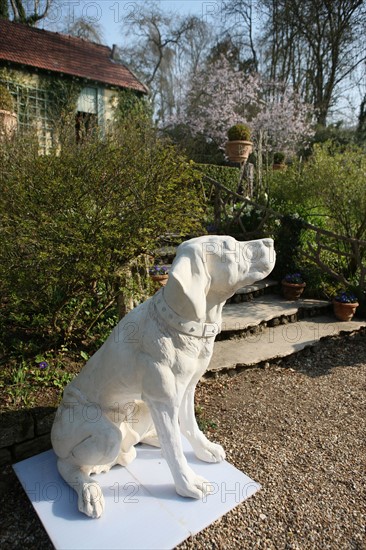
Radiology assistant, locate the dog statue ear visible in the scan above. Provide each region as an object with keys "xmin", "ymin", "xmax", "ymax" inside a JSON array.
[{"xmin": 164, "ymin": 244, "xmax": 211, "ymax": 321}]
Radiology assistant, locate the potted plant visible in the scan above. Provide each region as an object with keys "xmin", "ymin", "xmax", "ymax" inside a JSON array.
[
  {"xmin": 149, "ymin": 265, "xmax": 169, "ymax": 288},
  {"xmin": 272, "ymin": 151, "xmax": 286, "ymax": 170},
  {"xmin": 0, "ymin": 84, "xmax": 17, "ymax": 139},
  {"xmin": 281, "ymin": 273, "xmax": 306, "ymax": 300},
  {"xmin": 332, "ymin": 291, "xmax": 359, "ymax": 321},
  {"xmin": 225, "ymin": 123, "xmax": 253, "ymax": 163}
]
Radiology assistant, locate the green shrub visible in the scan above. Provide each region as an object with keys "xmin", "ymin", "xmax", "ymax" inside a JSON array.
[
  {"xmin": 165, "ymin": 124, "xmax": 226, "ymax": 165},
  {"xmin": 196, "ymin": 163, "xmax": 240, "ymax": 194},
  {"xmin": 194, "ymin": 163, "xmax": 241, "ymax": 232},
  {"xmin": 306, "ymin": 143, "xmax": 366, "ymax": 240},
  {"xmin": 227, "ymin": 123, "xmax": 251, "ymax": 141},
  {"xmin": 114, "ymin": 89, "xmax": 152, "ymax": 123},
  {"xmin": 266, "ymin": 143, "xmax": 366, "ymax": 292},
  {"xmin": 0, "ymin": 115, "xmax": 204, "ymax": 355},
  {"xmin": 273, "ymin": 152, "xmax": 285, "ymax": 164},
  {"xmin": 271, "ymin": 214, "xmax": 305, "ymax": 280}
]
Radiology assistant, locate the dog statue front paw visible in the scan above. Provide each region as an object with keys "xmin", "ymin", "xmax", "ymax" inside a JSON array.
[
  {"xmin": 194, "ymin": 441, "xmax": 226, "ymax": 463},
  {"xmin": 78, "ymin": 482, "xmax": 105, "ymax": 519},
  {"xmin": 175, "ymin": 471, "xmax": 213, "ymax": 499}
]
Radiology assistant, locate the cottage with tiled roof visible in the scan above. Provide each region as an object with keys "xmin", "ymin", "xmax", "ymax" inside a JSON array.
[{"xmin": 0, "ymin": 19, "xmax": 148, "ymax": 149}]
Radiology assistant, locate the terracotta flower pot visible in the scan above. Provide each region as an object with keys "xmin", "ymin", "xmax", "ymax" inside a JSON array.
[
  {"xmin": 150, "ymin": 274, "xmax": 169, "ymax": 287},
  {"xmin": 225, "ymin": 140, "xmax": 253, "ymax": 163},
  {"xmin": 333, "ymin": 300, "xmax": 359, "ymax": 321},
  {"xmin": 272, "ymin": 163, "xmax": 287, "ymax": 171},
  {"xmin": 281, "ymin": 280, "xmax": 306, "ymax": 300}
]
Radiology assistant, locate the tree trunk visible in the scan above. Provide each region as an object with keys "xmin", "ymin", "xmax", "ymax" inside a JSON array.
[{"xmin": 0, "ymin": 0, "xmax": 9, "ymax": 18}]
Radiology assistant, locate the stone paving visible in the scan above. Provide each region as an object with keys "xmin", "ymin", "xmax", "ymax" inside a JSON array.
[{"xmin": 209, "ymin": 294, "xmax": 366, "ymax": 373}]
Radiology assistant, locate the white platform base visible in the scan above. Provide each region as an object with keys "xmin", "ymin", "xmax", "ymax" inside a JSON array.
[{"xmin": 14, "ymin": 438, "xmax": 260, "ymax": 550}]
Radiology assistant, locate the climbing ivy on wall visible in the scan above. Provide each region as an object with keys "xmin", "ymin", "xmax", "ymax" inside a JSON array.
[
  {"xmin": 113, "ymin": 88, "xmax": 152, "ymax": 125},
  {"xmin": 0, "ymin": 67, "xmax": 82, "ymax": 127},
  {"xmin": 0, "ymin": 67, "xmax": 25, "ymax": 83},
  {"xmin": 0, "ymin": 67, "xmax": 150, "ymax": 133},
  {"xmin": 39, "ymin": 76, "xmax": 83, "ymax": 126}
]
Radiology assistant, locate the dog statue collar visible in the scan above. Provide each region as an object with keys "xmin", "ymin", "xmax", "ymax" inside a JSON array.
[{"xmin": 154, "ymin": 291, "xmax": 221, "ymax": 338}]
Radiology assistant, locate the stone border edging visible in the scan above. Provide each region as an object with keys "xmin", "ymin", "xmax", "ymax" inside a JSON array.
[{"xmin": 0, "ymin": 407, "xmax": 56, "ymax": 467}]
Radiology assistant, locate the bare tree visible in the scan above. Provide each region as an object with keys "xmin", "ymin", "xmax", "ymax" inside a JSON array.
[
  {"xmin": 259, "ymin": 0, "xmax": 366, "ymax": 125},
  {"xmin": 64, "ymin": 16, "xmax": 104, "ymax": 44},
  {"xmin": 3, "ymin": 0, "xmax": 51, "ymax": 25},
  {"xmin": 221, "ymin": 0, "xmax": 259, "ymax": 72},
  {"xmin": 119, "ymin": 2, "xmax": 213, "ymax": 124}
]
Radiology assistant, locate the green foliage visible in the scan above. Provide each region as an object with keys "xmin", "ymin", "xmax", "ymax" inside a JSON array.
[
  {"xmin": 312, "ymin": 123, "xmax": 356, "ymax": 148},
  {"xmin": 1, "ymin": 357, "xmax": 76, "ymax": 408},
  {"xmin": 272, "ymin": 214, "xmax": 306, "ymax": 279},
  {"xmin": 194, "ymin": 163, "xmax": 241, "ymax": 233},
  {"xmin": 195, "ymin": 405, "xmax": 218, "ymax": 432},
  {"xmin": 165, "ymin": 124, "xmax": 226, "ymax": 165},
  {"xmin": 305, "ymin": 143, "xmax": 366, "ymax": 240},
  {"xmin": 41, "ymin": 76, "xmax": 83, "ymax": 125},
  {"xmin": 273, "ymin": 151, "xmax": 285, "ymax": 164},
  {"xmin": 113, "ymin": 89, "xmax": 152, "ymax": 123},
  {"xmin": 227, "ymin": 123, "xmax": 251, "ymax": 141},
  {"xmin": 196, "ymin": 163, "xmax": 240, "ymax": 194},
  {"xmin": 0, "ymin": 72, "xmax": 82, "ymax": 129},
  {"xmin": 0, "ymin": 84, "xmax": 14, "ymax": 111},
  {"xmin": 195, "ymin": 163, "xmax": 273, "ymax": 239},
  {"xmin": 0, "ymin": 114, "xmax": 204, "ymax": 355},
  {"xmin": 267, "ymin": 142, "xmax": 366, "ymax": 292}
]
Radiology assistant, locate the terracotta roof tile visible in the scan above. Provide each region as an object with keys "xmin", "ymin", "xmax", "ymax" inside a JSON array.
[{"xmin": 0, "ymin": 19, "xmax": 147, "ymax": 93}]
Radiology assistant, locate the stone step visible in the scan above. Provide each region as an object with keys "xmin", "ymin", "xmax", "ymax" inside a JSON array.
[
  {"xmin": 209, "ymin": 315, "xmax": 366, "ymax": 374},
  {"xmin": 219, "ymin": 295, "xmax": 331, "ymax": 337},
  {"xmin": 235, "ymin": 278, "xmax": 278, "ymax": 294},
  {"xmin": 227, "ymin": 278, "xmax": 279, "ymax": 303}
]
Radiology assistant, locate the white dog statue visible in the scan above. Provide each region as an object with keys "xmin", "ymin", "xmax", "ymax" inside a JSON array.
[{"xmin": 51, "ymin": 235, "xmax": 275, "ymax": 518}]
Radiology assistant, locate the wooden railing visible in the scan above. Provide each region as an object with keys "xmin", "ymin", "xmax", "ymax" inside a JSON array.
[{"xmin": 204, "ymin": 174, "xmax": 366, "ymax": 293}]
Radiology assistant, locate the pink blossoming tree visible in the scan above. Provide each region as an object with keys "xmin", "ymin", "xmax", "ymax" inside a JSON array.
[{"xmin": 175, "ymin": 56, "xmax": 315, "ymax": 156}]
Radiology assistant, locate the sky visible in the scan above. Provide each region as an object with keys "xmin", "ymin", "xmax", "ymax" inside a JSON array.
[{"xmin": 42, "ymin": 0, "xmax": 220, "ymax": 47}]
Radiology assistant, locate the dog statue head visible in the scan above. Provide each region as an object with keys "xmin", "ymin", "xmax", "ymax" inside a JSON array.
[{"xmin": 163, "ymin": 236, "xmax": 275, "ymax": 321}]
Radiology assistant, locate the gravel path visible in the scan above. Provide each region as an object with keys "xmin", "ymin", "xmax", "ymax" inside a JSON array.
[{"xmin": 1, "ymin": 329, "xmax": 365, "ymax": 549}]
